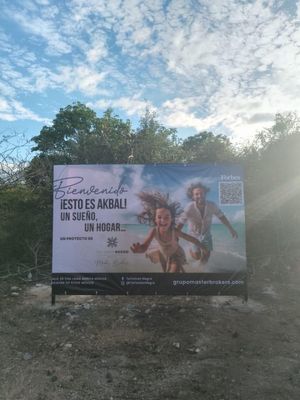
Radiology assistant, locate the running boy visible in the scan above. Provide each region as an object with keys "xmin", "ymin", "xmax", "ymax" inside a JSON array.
[{"xmin": 177, "ymin": 182, "xmax": 238, "ymax": 263}]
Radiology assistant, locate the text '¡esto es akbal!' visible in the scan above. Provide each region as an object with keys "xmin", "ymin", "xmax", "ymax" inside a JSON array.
[
  {"xmin": 60, "ymin": 198, "xmax": 127, "ymax": 225},
  {"xmin": 60, "ymin": 198, "xmax": 127, "ymax": 210}
]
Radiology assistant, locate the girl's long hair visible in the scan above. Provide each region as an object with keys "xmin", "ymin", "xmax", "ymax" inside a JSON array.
[{"xmin": 136, "ymin": 191, "xmax": 183, "ymax": 227}]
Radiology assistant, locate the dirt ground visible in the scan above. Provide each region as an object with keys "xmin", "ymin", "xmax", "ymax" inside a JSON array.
[{"xmin": 1, "ymin": 262, "xmax": 300, "ymax": 400}]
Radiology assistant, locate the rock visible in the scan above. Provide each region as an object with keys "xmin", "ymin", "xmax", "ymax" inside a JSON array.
[
  {"xmin": 178, "ymin": 390, "xmax": 191, "ymax": 398},
  {"xmin": 172, "ymin": 342, "xmax": 181, "ymax": 349},
  {"xmin": 11, "ymin": 292, "xmax": 19, "ymax": 297},
  {"xmin": 10, "ymin": 286, "xmax": 20, "ymax": 291},
  {"xmin": 64, "ymin": 375, "xmax": 74, "ymax": 382},
  {"xmin": 64, "ymin": 343, "xmax": 72, "ymax": 349},
  {"xmin": 126, "ymin": 304, "xmax": 140, "ymax": 315},
  {"xmin": 187, "ymin": 347, "xmax": 200, "ymax": 353},
  {"xmin": 23, "ymin": 352, "xmax": 33, "ymax": 361},
  {"xmin": 106, "ymin": 371, "xmax": 113, "ymax": 382}
]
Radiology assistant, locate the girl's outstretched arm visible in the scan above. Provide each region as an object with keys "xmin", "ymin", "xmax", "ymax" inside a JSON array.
[
  {"xmin": 130, "ymin": 228, "xmax": 156, "ymax": 253},
  {"xmin": 175, "ymin": 228, "xmax": 206, "ymax": 251}
]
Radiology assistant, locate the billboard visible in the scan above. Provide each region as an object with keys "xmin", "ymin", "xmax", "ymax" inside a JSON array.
[{"xmin": 52, "ymin": 164, "xmax": 247, "ymax": 299}]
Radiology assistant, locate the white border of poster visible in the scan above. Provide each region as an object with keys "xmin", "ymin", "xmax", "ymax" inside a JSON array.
[{"xmin": 52, "ymin": 164, "xmax": 247, "ymax": 299}]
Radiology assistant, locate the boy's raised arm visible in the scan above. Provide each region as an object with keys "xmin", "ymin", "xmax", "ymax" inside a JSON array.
[{"xmin": 219, "ymin": 215, "xmax": 238, "ymax": 238}]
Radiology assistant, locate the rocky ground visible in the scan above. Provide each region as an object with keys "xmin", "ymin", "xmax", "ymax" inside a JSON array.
[{"xmin": 1, "ymin": 262, "xmax": 300, "ymax": 400}]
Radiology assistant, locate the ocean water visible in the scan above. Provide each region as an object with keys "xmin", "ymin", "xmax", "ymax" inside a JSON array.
[
  {"xmin": 81, "ymin": 222, "xmax": 247, "ymax": 273},
  {"xmin": 123, "ymin": 222, "xmax": 246, "ymax": 257},
  {"xmin": 211, "ymin": 223, "xmax": 246, "ymax": 256}
]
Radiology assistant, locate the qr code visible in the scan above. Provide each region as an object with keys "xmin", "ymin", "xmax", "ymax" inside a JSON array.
[{"xmin": 219, "ymin": 182, "xmax": 244, "ymax": 205}]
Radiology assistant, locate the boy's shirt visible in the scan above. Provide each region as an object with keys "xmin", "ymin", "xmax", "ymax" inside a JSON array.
[{"xmin": 179, "ymin": 201, "xmax": 224, "ymax": 236}]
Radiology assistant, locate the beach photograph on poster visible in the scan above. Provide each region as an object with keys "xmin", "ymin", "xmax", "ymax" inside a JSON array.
[{"xmin": 52, "ymin": 164, "xmax": 246, "ymax": 274}]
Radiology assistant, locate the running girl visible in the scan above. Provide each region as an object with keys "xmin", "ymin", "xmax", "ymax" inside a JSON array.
[{"xmin": 130, "ymin": 191, "xmax": 205, "ymax": 273}]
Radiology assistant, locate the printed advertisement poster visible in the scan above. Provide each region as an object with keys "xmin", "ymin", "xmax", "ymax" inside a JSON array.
[{"xmin": 52, "ymin": 164, "xmax": 247, "ymax": 296}]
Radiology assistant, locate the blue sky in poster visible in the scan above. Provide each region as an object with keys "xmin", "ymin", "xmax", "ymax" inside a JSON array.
[
  {"xmin": 112, "ymin": 163, "xmax": 245, "ymax": 224},
  {"xmin": 1, "ymin": 0, "xmax": 300, "ymax": 147},
  {"xmin": 53, "ymin": 163, "xmax": 245, "ymax": 224}
]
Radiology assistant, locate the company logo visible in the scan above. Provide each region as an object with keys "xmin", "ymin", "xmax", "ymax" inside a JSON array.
[{"xmin": 107, "ymin": 237, "xmax": 118, "ymax": 248}]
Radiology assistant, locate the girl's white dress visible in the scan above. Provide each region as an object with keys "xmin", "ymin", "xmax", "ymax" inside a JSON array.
[{"xmin": 146, "ymin": 228, "xmax": 186, "ymax": 271}]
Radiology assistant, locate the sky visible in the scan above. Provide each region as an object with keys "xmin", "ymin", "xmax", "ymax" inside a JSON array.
[{"xmin": 1, "ymin": 0, "xmax": 300, "ymax": 149}]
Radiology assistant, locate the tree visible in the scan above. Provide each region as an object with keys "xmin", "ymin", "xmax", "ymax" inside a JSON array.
[
  {"xmin": 27, "ymin": 103, "xmax": 134, "ymax": 188},
  {"xmin": 0, "ymin": 183, "xmax": 52, "ymax": 277},
  {"xmin": 241, "ymin": 112, "xmax": 300, "ymax": 261},
  {"xmin": 90, "ymin": 108, "xmax": 132, "ymax": 164},
  {"xmin": 31, "ymin": 103, "xmax": 132, "ymax": 164},
  {"xmin": 17, "ymin": 105, "xmax": 185, "ymax": 276},
  {"xmin": 131, "ymin": 110, "xmax": 183, "ymax": 163},
  {"xmin": 0, "ymin": 132, "xmax": 31, "ymax": 187},
  {"xmin": 181, "ymin": 131, "xmax": 236, "ymax": 163},
  {"xmin": 31, "ymin": 102, "xmax": 98, "ymax": 159},
  {"xmin": 0, "ymin": 133, "xmax": 48, "ymax": 278}
]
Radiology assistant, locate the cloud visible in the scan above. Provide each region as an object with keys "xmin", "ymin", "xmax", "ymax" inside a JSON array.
[
  {"xmin": 148, "ymin": 0, "xmax": 300, "ymax": 140},
  {"xmin": 0, "ymin": 80, "xmax": 16, "ymax": 98},
  {"xmin": 1, "ymin": 0, "xmax": 300, "ymax": 139},
  {"xmin": 0, "ymin": 98, "xmax": 11, "ymax": 113},
  {"xmin": 86, "ymin": 41, "xmax": 108, "ymax": 64},
  {"xmin": 0, "ymin": 97, "xmax": 49, "ymax": 122},
  {"xmin": 93, "ymin": 96, "xmax": 157, "ymax": 116},
  {"xmin": 161, "ymin": 110, "xmax": 215, "ymax": 132},
  {"xmin": 54, "ymin": 65, "xmax": 107, "ymax": 96},
  {"xmin": 247, "ymin": 113, "xmax": 275, "ymax": 124},
  {"xmin": 9, "ymin": 8, "xmax": 72, "ymax": 56}
]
